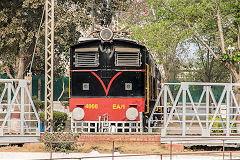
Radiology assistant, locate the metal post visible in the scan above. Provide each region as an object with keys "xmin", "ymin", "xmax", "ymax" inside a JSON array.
[
  {"xmin": 164, "ymin": 85, "xmax": 167, "ymax": 127},
  {"xmin": 226, "ymin": 86, "xmax": 230, "ymax": 136},
  {"xmin": 140, "ymin": 112, "xmax": 143, "ymax": 133},
  {"xmin": 20, "ymin": 84, "xmax": 25, "ymax": 135},
  {"xmin": 182, "ymin": 85, "xmax": 187, "ymax": 136},
  {"xmin": 223, "ymin": 140, "xmax": 225, "ymax": 160},
  {"xmin": 170, "ymin": 141, "xmax": 172, "ymax": 160},
  {"xmin": 230, "ymin": 151, "xmax": 232, "ymax": 160},
  {"xmin": 112, "ymin": 141, "xmax": 115, "ymax": 160},
  {"xmin": 7, "ymin": 83, "xmax": 11, "ymax": 133},
  {"xmin": 162, "ymin": 85, "xmax": 167, "ymax": 136},
  {"xmin": 50, "ymin": 141, "xmax": 53, "ymax": 160},
  {"xmin": 44, "ymin": 0, "xmax": 54, "ymax": 132},
  {"xmin": 206, "ymin": 86, "xmax": 209, "ymax": 130}
]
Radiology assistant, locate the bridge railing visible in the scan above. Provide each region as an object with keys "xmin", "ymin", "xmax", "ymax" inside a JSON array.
[
  {"xmin": 0, "ymin": 79, "xmax": 40, "ymax": 136},
  {"xmin": 148, "ymin": 82, "xmax": 240, "ymax": 137}
]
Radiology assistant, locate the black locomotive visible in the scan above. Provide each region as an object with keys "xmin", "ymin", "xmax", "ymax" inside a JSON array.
[{"xmin": 69, "ymin": 28, "xmax": 160, "ymax": 132}]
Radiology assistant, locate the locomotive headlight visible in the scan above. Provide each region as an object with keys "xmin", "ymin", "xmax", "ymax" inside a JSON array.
[
  {"xmin": 126, "ymin": 108, "xmax": 138, "ymax": 121},
  {"xmin": 100, "ymin": 28, "xmax": 113, "ymax": 41},
  {"xmin": 72, "ymin": 107, "xmax": 85, "ymax": 121}
]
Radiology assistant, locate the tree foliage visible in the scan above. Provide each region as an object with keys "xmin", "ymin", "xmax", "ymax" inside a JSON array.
[
  {"xmin": 0, "ymin": 0, "xmax": 131, "ymax": 80},
  {"xmin": 148, "ymin": 0, "xmax": 240, "ymax": 82},
  {"xmin": 122, "ymin": 0, "xmax": 240, "ymax": 83},
  {"xmin": 0, "ymin": 0, "xmax": 91, "ymax": 79},
  {"xmin": 183, "ymin": 51, "xmax": 230, "ymax": 82},
  {"xmin": 121, "ymin": 0, "xmax": 188, "ymax": 82}
]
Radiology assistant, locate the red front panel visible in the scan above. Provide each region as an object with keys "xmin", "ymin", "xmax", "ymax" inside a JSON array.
[{"xmin": 70, "ymin": 98, "xmax": 145, "ymax": 121}]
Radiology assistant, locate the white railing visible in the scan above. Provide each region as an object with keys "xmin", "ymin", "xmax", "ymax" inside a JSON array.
[
  {"xmin": 149, "ymin": 82, "xmax": 240, "ymax": 137},
  {"xmin": 0, "ymin": 79, "xmax": 40, "ymax": 136},
  {"xmin": 71, "ymin": 113, "xmax": 143, "ymax": 133}
]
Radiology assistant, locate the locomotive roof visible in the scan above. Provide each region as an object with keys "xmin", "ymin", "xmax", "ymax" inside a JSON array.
[{"xmin": 71, "ymin": 38, "xmax": 146, "ymax": 49}]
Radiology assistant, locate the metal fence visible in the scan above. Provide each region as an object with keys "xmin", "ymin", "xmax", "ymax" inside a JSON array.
[
  {"xmin": 41, "ymin": 138, "xmax": 240, "ymax": 160},
  {"xmin": 149, "ymin": 82, "xmax": 240, "ymax": 137},
  {"xmin": 0, "ymin": 75, "xmax": 69, "ymax": 101},
  {"xmin": 31, "ymin": 75, "xmax": 69, "ymax": 101}
]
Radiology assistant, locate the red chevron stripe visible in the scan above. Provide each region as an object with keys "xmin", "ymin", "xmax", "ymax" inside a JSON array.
[{"xmin": 91, "ymin": 71, "xmax": 123, "ymax": 96}]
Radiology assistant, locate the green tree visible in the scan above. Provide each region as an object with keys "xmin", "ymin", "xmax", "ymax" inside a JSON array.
[
  {"xmin": 183, "ymin": 53, "xmax": 230, "ymax": 82},
  {"xmin": 149, "ymin": 0, "xmax": 240, "ymax": 83},
  {"xmin": 0, "ymin": 0, "xmax": 90, "ymax": 80},
  {"xmin": 189, "ymin": 40, "xmax": 229, "ymax": 82},
  {"xmin": 121, "ymin": 0, "xmax": 188, "ymax": 82}
]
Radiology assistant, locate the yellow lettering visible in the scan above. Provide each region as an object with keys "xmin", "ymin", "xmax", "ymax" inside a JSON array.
[
  {"xmin": 95, "ymin": 104, "xmax": 98, "ymax": 109},
  {"xmin": 117, "ymin": 105, "xmax": 121, "ymax": 109},
  {"xmin": 89, "ymin": 104, "xmax": 94, "ymax": 109},
  {"xmin": 113, "ymin": 104, "xmax": 125, "ymax": 109},
  {"xmin": 85, "ymin": 104, "xmax": 98, "ymax": 109}
]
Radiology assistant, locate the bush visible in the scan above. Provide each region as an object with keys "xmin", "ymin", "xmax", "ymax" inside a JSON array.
[
  {"xmin": 42, "ymin": 132, "xmax": 80, "ymax": 152},
  {"xmin": 209, "ymin": 115, "xmax": 236, "ymax": 133},
  {"xmin": 209, "ymin": 115, "xmax": 224, "ymax": 133},
  {"xmin": 40, "ymin": 111, "xmax": 68, "ymax": 132},
  {"xmin": 33, "ymin": 99, "xmax": 44, "ymax": 111},
  {"xmin": 32, "ymin": 96, "xmax": 44, "ymax": 111},
  {"xmin": 61, "ymin": 101, "xmax": 69, "ymax": 106}
]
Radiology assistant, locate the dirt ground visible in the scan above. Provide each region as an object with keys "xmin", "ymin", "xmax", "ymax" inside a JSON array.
[
  {"xmin": 0, "ymin": 142, "xmax": 171, "ymax": 154},
  {"xmin": 1, "ymin": 142, "xmax": 240, "ymax": 159},
  {"xmin": 77, "ymin": 141, "xmax": 169, "ymax": 154},
  {"xmin": 0, "ymin": 143, "xmax": 45, "ymax": 152}
]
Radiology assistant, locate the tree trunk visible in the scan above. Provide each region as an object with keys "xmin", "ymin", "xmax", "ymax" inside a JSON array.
[
  {"xmin": 159, "ymin": 63, "xmax": 168, "ymax": 83},
  {"xmin": 37, "ymin": 75, "xmax": 41, "ymax": 100},
  {"xmin": 216, "ymin": 6, "xmax": 226, "ymax": 54},
  {"xmin": 15, "ymin": 46, "xmax": 25, "ymax": 79},
  {"xmin": 57, "ymin": 78, "xmax": 65, "ymax": 101},
  {"xmin": 16, "ymin": 56, "xmax": 25, "ymax": 79}
]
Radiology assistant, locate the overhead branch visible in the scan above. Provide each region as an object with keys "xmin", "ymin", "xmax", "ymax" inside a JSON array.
[
  {"xmin": 161, "ymin": 1, "xmax": 185, "ymax": 20},
  {"xmin": 190, "ymin": 25, "xmax": 238, "ymax": 79},
  {"xmin": 216, "ymin": 5, "xmax": 226, "ymax": 54},
  {"xmin": 192, "ymin": 30, "xmax": 219, "ymax": 60}
]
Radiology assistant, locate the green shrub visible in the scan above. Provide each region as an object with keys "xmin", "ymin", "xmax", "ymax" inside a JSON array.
[
  {"xmin": 32, "ymin": 96, "xmax": 44, "ymax": 111},
  {"xmin": 209, "ymin": 115, "xmax": 236, "ymax": 133},
  {"xmin": 61, "ymin": 101, "xmax": 69, "ymax": 106},
  {"xmin": 40, "ymin": 111, "xmax": 68, "ymax": 132},
  {"xmin": 209, "ymin": 115, "xmax": 224, "ymax": 133},
  {"xmin": 42, "ymin": 132, "xmax": 80, "ymax": 152},
  {"xmin": 33, "ymin": 99, "xmax": 44, "ymax": 111}
]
